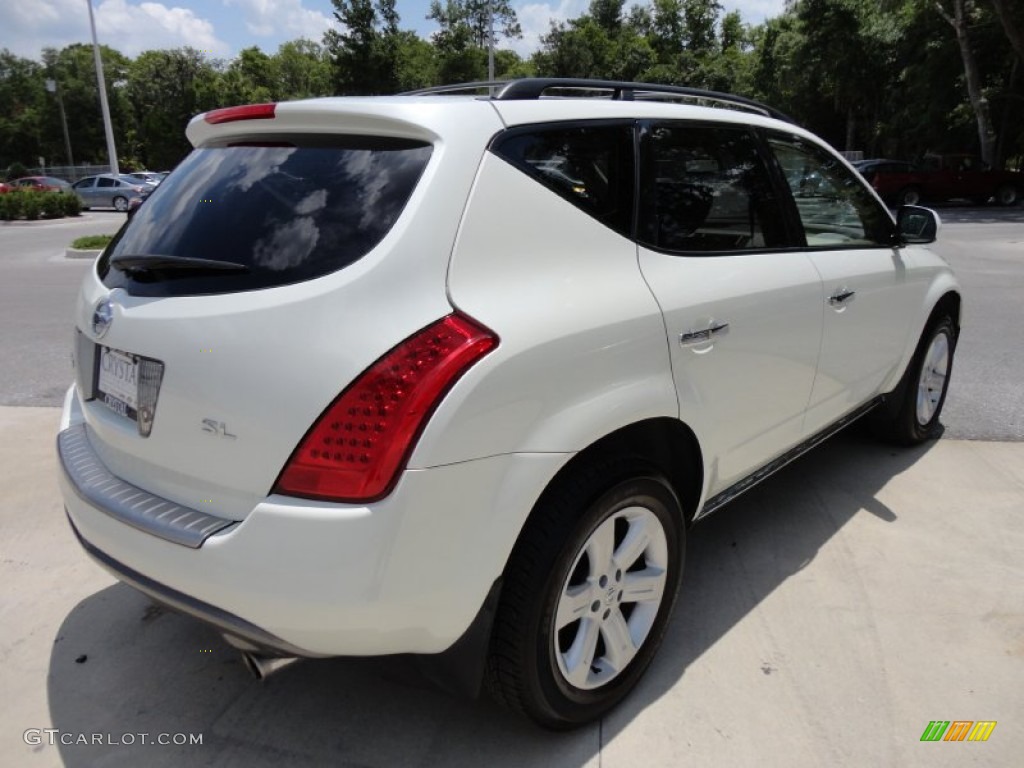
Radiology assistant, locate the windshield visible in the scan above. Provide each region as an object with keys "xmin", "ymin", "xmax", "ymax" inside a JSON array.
[{"xmin": 99, "ymin": 136, "xmax": 432, "ymax": 296}]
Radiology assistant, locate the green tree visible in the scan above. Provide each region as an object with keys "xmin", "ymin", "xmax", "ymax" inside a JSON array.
[
  {"xmin": 533, "ymin": 0, "xmax": 655, "ymax": 81},
  {"xmin": 325, "ymin": 0, "xmax": 406, "ymax": 94},
  {"xmin": 427, "ymin": 0, "xmax": 522, "ymax": 83},
  {"xmin": 127, "ymin": 48, "xmax": 222, "ymax": 169},
  {"xmin": 0, "ymin": 49, "xmax": 46, "ymax": 170},
  {"xmin": 274, "ymin": 39, "xmax": 333, "ymax": 98},
  {"xmin": 39, "ymin": 44, "xmax": 134, "ymax": 168},
  {"xmin": 220, "ymin": 46, "xmax": 276, "ymax": 104}
]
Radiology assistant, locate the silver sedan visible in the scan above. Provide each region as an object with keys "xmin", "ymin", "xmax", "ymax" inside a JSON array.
[{"xmin": 72, "ymin": 174, "xmax": 152, "ymax": 212}]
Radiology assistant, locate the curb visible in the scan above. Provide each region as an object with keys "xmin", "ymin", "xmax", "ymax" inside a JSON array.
[{"xmin": 65, "ymin": 247, "xmax": 103, "ymax": 260}]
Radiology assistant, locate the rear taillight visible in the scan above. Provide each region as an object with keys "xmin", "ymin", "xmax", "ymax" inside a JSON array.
[{"xmin": 273, "ymin": 314, "xmax": 498, "ymax": 503}]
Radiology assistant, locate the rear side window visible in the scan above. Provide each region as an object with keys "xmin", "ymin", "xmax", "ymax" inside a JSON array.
[
  {"xmin": 99, "ymin": 137, "xmax": 432, "ymax": 296},
  {"xmin": 490, "ymin": 123, "xmax": 635, "ymax": 238},
  {"xmin": 638, "ymin": 122, "xmax": 787, "ymax": 253}
]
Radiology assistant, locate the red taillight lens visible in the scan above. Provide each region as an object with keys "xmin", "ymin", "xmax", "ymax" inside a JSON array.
[
  {"xmin": 203, "ymin": 103, "xmax": 277, "ymax": 124},
  {"xmin": 273, "ymin": 314, "xmax": 498, "ymax": 503}
]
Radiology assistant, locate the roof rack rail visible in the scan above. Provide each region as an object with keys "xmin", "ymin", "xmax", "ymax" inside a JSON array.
[
  {"xmin": 402, "ymin": 81, "xmax": 508, "ymax": 96},
  {"xmin": 402, "ymin": 78, "xmax": 794, "ymax": 124}
]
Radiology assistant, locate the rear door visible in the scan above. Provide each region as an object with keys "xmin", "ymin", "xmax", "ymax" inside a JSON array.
[
  {"xmin": 96, "ymin": 176, "xmax": 118, "ymax": 206},
  {"xmin": 636, "ymin": 121, "xmax": 824, "ymax": 495},
  {"xmin": 765, "ymin": 132, "xmax": 919, "ymax": 436}
]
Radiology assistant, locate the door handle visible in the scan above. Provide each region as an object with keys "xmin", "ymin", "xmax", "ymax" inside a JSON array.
[
  {"xmin": 828, "ymin": 289, "xmax": 856, "ymax": 306},
  {"xmin": 680, "ymin": 321, "xmax": 730, "ymax": 346}
]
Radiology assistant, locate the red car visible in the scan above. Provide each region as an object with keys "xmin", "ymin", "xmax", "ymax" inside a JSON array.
[
  {"xmin": 852, "ymin": 160, "xmax": 922, "ymax": 206},
  {"xmin": 0, "ymin": 181, "xmax": 12, "ymax": 194},
  {"xmin": 10, "ymin": 176, "xmax": 72, "ymax": 192}
]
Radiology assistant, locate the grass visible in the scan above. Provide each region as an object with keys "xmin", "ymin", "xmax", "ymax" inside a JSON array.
[{"xmin": 71, "ymin": 234, "xmax": 114, "ymax": 250}]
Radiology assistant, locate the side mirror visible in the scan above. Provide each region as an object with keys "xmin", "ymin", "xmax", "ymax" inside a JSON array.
[{"xmin": 896, "ymin": 205, "xmax": 940, "ymax": 245}]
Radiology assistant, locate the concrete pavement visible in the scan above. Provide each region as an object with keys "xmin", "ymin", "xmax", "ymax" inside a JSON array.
[{"xmin": 1, "ymin": 406, "xmax": 1021, "ymax": 766}]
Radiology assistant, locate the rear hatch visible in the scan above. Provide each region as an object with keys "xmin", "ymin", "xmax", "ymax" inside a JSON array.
[{"xmin": 71, "ymin": 98, "xmax": 501, "ymax": 519}]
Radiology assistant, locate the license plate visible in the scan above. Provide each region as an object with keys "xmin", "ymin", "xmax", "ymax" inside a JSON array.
[{"xmin": 97, "ymin": 347, "xmax": 139, "ymax": 421}]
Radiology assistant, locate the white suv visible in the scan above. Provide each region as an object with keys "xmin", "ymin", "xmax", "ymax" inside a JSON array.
[{"xmin": 58, "ymin": 79, "xmax": 960, "ymax": 728}]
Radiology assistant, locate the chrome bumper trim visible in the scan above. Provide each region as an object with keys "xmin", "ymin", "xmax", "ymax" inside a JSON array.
[{"xmin": 57, "ymin": 424, "xmax": 234, "ymax": 549}]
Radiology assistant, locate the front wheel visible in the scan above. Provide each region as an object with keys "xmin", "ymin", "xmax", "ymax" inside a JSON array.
[
  {"xmin": 896, "ymin": 186, "xmax": 922, "ymax": 207},
  {"xmin": 874, "ymin": 314, "xmax": 957, "ymax": 444},
  {"xmin": 995, "ymin": 184, "xmax": 1019, "ymax": 207},
  {"xmin": 113, "ymin": 195, "xmax": 129, "ymax": 212},
  {"xmin": 487, "ymin": 461, "xmax": 684, "ymax": 729}
]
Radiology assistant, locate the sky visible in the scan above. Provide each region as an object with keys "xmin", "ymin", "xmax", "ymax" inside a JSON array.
[{"xmin": 0, "ymin": 0, "xmax": 788, "ymax": 62}]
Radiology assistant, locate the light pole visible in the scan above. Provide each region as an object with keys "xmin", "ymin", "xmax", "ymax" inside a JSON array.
[
  {"xmin": 86, "ymin": 0, "xmax": 119, "ymax": 176},
  {"xmin": 45, "ymin": 78, "xmax": 75, "ymax": 170},
  {"xmin": 487, "ymin": 0, "xmax": 495, "ymax": 82}
]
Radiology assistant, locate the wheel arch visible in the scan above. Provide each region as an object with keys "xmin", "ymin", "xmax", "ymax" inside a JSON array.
[
  {"xmin": 882, "ymin": 283, "xmax": 961, "ymax": 397},
  {"xmin": 515, "ymin": 417, "xmax": 705, "ymax": 547}
]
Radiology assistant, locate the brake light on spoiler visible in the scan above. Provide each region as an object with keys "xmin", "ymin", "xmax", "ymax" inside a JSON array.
[
  {"xmin": 204, "ymin": 103, "xmax": 277, "ymax": 125},
  {"xmin": 273, "ymin": 314, "xmax": 498, "ymax": 503}
]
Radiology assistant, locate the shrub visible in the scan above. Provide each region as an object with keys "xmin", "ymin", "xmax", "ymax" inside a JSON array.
[
  {"xmin": 1, "ymin": 190, "xmax": 24, "ymax": 219},
  {"xmin": 41, "ymin": 192, "xmax": 65, "ymax": 218},
  {"xmin": 60, "ymin": 191, "xmax": 83, "ymax": 216},
  {"xmin": 21, "ymin": 192, "xmax": 43, "ymax": 220},
  {"xmin": 71, "ymin": 234, "xmax": 114, "ymax": 250},
  {"xmin": 0, "ymin": 188, "xmax": 81, "ymax": 220}
]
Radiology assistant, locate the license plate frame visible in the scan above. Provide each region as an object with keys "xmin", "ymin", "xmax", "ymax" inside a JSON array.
[{"xmin": 96, "ymin": 346, "xmax": 141, "ymax": 422}]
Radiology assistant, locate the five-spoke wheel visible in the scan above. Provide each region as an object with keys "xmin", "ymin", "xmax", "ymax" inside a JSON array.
[{"xmin": 487, "ymin": 461, "xmax": 684, "ymax": 729}]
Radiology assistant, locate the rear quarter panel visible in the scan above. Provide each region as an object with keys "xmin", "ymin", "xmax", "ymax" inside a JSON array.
[{"xmin": 413, "ymin": 152, "xmax": 679, "ymax": 467}]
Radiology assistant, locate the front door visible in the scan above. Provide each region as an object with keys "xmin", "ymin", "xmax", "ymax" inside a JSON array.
[
  {"xmin": 636, "ymin": 121, "xmax": 824, "ymax": 495},
  {"xmin": 765, "ymin": 132, "xmax": 920, "ymax": 436}
]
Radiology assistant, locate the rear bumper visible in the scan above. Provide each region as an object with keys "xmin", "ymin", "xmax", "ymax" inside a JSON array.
[{"xmin": 58, "ymin": 391, "xmax": 567, "ymax": 657}]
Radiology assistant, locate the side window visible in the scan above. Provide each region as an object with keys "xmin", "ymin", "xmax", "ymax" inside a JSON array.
[
  {"xmin": 768, "ymin": 134, "xmax": 891, "ymax": 248},
  {"xmin": 97, "ymin": 177, "xmax": 116, "ymax": 188},
  {"xmin": 490, "ymin": 123, "xmax": 635, "ymax": 238},
  {"xmin": 638, "ymin": 122, "xmax": 787, "ymax": 253}
]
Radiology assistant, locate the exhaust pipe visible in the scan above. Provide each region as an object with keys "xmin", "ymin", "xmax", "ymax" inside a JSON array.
[{"xmin": 241, "ymin": 651, "xmax": 299, "ymax": 681}]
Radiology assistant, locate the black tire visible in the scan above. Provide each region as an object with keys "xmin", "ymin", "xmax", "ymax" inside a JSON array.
[
  {"xmin": 896, "ymin": 186, "xmax": 922, "ymax": 207},
  {"xmin": 995, "ymin": 184, "xmax": 1018, "ymax": 207},
  {"xmin": 486, "ymin": 458, "xmax": 685, "ymax": 729},
  {"xmin": 873, "ymin": 314, "xmax": 957, "ymax": 444},
  {"xmin": 113, "ymin": 195, "xmax": 129, "ymax": 212}
]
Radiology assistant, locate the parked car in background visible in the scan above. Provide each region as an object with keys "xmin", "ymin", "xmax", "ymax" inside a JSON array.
[
  {"xmin": 914, "ymin": 154, "xmax": 1022, "ymax": 206},
  {"xmin": 127, "ymin": 171, "xmax": 163, "ymax": 186},
  {"xmin": 855, "ymin": 155, "xmax": 1023, "ymax": 206},
  {"xmin": 0, "ymin": 181, "xmax": 11, "ymax": 194},
  {"xmin": 10, "ymin": 176, "xmax": 72, "ymax": 192},
  {"xmin": 852, "ymin": 160, "xmax": 921, "ymax": 205},
  {"xmin": 72, "ymin": 174, "xmax": 152, "ymax": 211}
]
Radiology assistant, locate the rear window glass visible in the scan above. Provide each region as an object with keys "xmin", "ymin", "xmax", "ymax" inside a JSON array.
[{"xmin": 99, "ymin": 137, "xmax": 432, "ymax": 296}]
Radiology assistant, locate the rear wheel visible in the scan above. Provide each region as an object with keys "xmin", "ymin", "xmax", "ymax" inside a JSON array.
[
  {"xmin": 113, "ymin": 195, "xmax": 129, "ymax": 212},
  {"xmin": 874, "ymin": 314, "xmax": 957, "ymax": 444},
  {"xmin": 487, "ymin": 459, "xmax": 684, "ymax": 729}
]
